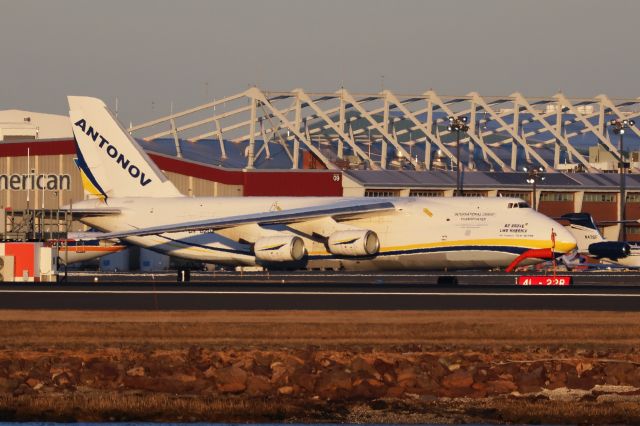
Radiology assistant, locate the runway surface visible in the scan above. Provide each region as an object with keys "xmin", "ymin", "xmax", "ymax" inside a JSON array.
[
  {"xmin": 2, "ymin": 282, "xmax": 640, "ymax": 310},
  {"xmin": 68, "ymin": 270, "xmax": 640, "ymax": 286}
]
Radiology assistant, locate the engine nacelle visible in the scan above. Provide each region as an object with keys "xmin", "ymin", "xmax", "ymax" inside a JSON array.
[
  {"xmin": 328, "ymin": 230, "xmax": 380, "ymax": 257},
  {"xmin": 254, "ymin": 236, "xmax": 305, "ymax": 262},
  {"xmin": 588, "ymin": 241, "xmax": 631, "ymax": 260}
]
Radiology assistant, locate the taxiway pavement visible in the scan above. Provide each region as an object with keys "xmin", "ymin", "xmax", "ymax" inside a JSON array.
[
  {"xmin": 67, "ymin": 270, "xmax": 640, "ymax": 286},
  {"xmin": 1, "ymin": 281, "xmax": 640, "ymax": 310}
]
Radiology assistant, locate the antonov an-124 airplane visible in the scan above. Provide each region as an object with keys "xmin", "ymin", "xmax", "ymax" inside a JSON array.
[{"xmin": 65, "ymin": 96, "xmax": 576, "ymax": 271}]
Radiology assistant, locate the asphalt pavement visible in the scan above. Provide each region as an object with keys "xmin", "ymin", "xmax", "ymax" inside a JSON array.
[
  {"xmin": 67, "ymin": 270, "xmax": 640, "ymax": 286},
  {"xmin": 2, "ymin": 279, "xmax": 640, "ymax": 310}
]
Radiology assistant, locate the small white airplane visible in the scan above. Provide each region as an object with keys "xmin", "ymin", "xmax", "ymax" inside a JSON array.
[
  {"xmin": 560, "ymin": 212, "xmax": 640, "ymax": 268},
  {"xmin": 64, "ymin": 96, "xmax": 576, "ymax": 271},
  {"xmin": 4, "ymin": 208, "xmax": 125, "ymax": 265},
  {"xmin": 48, "ymin": 232, "xmax": 126, "ymax": 265}
]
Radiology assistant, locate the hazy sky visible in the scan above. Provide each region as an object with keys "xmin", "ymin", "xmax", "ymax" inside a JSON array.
[{"xmin": 2, "ymin": 0, "xmax": 638, "ymax": 124}]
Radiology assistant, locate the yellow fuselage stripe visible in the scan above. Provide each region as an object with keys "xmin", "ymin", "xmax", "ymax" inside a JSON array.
[{"xmin": 140, "ymin": 235, "xmax": 574, "ymax": 258}]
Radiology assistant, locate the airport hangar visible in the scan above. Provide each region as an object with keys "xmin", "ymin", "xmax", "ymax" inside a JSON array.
[{"xmin": 2, "ymin": 88, "xmax": 640, "ymax": 270}]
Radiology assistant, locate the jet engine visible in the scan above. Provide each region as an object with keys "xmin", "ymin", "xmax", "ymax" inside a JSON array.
[
  {"xmin": 254, "ymin": 236, "xmax": 305, "ymax": 262},
  {"xmin": 588, "ymin": 241, "xmax": 631, "ymax": 260},
  {"xmin": 328, "ymin": 230, "xmax": 380, "ymax": 256}
]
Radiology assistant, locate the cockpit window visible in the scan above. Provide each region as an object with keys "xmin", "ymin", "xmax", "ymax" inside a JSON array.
[{"xmin": 508, "ymin": 202, "xmax": 531, "ymax": 208}]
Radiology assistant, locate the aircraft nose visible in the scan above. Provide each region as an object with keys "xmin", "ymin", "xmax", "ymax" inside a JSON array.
[{"xmin": 553, "ymin": 224, "xmax": 577, "ymax": 254}]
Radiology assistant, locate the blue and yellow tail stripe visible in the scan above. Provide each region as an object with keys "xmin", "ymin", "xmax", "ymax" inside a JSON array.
[{"xmin": 73, "ymin": 141, "xmax": 108, "ymax": 202}]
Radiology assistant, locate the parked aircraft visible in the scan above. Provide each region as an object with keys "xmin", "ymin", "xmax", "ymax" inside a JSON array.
[
  {"xmin": 3, "ymin": 208, "xmax": 125, "ymax": 265},
  {"xmin": 49, "ymin": 232, "xmax": 126, "ymax": 265},
  {"xmin": 560, "ymin": 213, "xmax": 640, "ymax": 268},
  {"xmin": 64, "ymin": 96, "xmax": 576, "ymax": 271}
]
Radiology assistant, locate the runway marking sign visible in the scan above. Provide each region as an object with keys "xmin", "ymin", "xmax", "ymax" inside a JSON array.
[{"xmin": 516, "ymin": 275, "xmax": 572, "ymax": 286}]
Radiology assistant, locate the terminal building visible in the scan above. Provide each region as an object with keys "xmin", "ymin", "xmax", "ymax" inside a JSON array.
[{"xmin": 2, "ymin": 88, "xmax": 640, "ymax": 269}]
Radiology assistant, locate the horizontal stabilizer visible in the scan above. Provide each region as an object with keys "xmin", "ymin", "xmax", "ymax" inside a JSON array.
[{"xmin": 559, "ymin": 213, "xmax": 599, "ymax": 230}]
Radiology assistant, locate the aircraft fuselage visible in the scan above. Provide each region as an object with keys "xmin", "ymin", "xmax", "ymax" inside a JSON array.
[{"xmin": 75, "ymin": 196, "xmax": 576, "ymax": 270}]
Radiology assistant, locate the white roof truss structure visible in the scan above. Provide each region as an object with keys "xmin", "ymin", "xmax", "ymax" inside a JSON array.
[{"xmin": 128, "ymin": 88, "xmax": 640, "ymax": 173}]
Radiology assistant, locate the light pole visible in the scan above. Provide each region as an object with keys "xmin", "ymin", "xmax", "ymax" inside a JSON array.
[
  {"xmin": 609, "ymin": 118, "xmax": 635, "ymax": 241},
  {"xmin": 448, "ymin": 116, "xmax": 469, "ymax": 195},
  {"xmin": 53, "ymin": 190, "xmax": 60, "ymax": 236},
  {"xmin": 524, "ymin": 165, "xmax": 545, "ymax": 211}
]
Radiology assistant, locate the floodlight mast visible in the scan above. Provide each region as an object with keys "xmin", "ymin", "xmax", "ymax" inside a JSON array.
[
  {"xmin": 609, "ymin": 118, "xmax": 636, "ymax": 241},
  {"xmin": 448, "ymin": 116, "xmax": 469, "ymax": 196},
  {"xmin": 523, "ymin": 165, "xmax": 545, "ymax": 211}
]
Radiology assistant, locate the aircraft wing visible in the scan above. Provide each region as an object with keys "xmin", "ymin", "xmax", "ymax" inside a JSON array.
[
  {"xmin": 96, "ymin": 199, "xmax": 397, "ymax": 239},
  {"xmin": 63, "ymin": 208, "xmax": 122, "ymax": 217},
  {"xmin": 4, "ymin": 208, "xmax": 121, "ymax": 217}
]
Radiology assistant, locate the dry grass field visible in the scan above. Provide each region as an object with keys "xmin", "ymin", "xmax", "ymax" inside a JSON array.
[
  {"xmin": 2, "ymin": 309, "xmax": 640, "ymax": 348},
  {"xmin": 0, "ymin": 309, "xmax": 639, "ymax": 423}
]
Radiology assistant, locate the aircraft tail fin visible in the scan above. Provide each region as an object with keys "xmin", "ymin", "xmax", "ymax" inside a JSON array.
[
  {"xmin": 68, "ymin": 96, "xmax": 182, "ymax": 201},
  {"xmin": 560, "ymin": 212, "xmax": 605, "ymax": 253}
]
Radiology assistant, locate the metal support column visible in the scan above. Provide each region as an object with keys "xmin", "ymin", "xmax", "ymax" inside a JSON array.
[
  {"xmin": 382, "ymin": 95, "xmax": 390, "ymax": 169},
  {"xmin": 424, "ymin": 98, "xmax": 433, "ymax": 170},
  {"xmin": 170, "ymin": 118, "xmax": 182, "ymax": 158},
  {"xmin": 554, "ymin": 101, "xmax": 562, "ymax": 167},
  {"xmin": 511, "ymin": 102, "xmax": 519, "ymax": 170},
  {"xmin": 215, "ymin": 118, "xmax": 227, "ymax": 160},
  {"xmin": 338, "ymin": 95, "xmax": 345, "ymax": 160},
  {"xmin": 247, "ymin": 99, "xmax": 256, "ymax": 169},
  {"xmin": 468, "ymin": 101, "xmax": 476, "ymax": 170}
]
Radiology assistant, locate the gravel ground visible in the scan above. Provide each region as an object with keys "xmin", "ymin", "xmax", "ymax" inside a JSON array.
[{"xmin": 0, "ymin": 310, "xmax": 639, "ymax": 423}]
